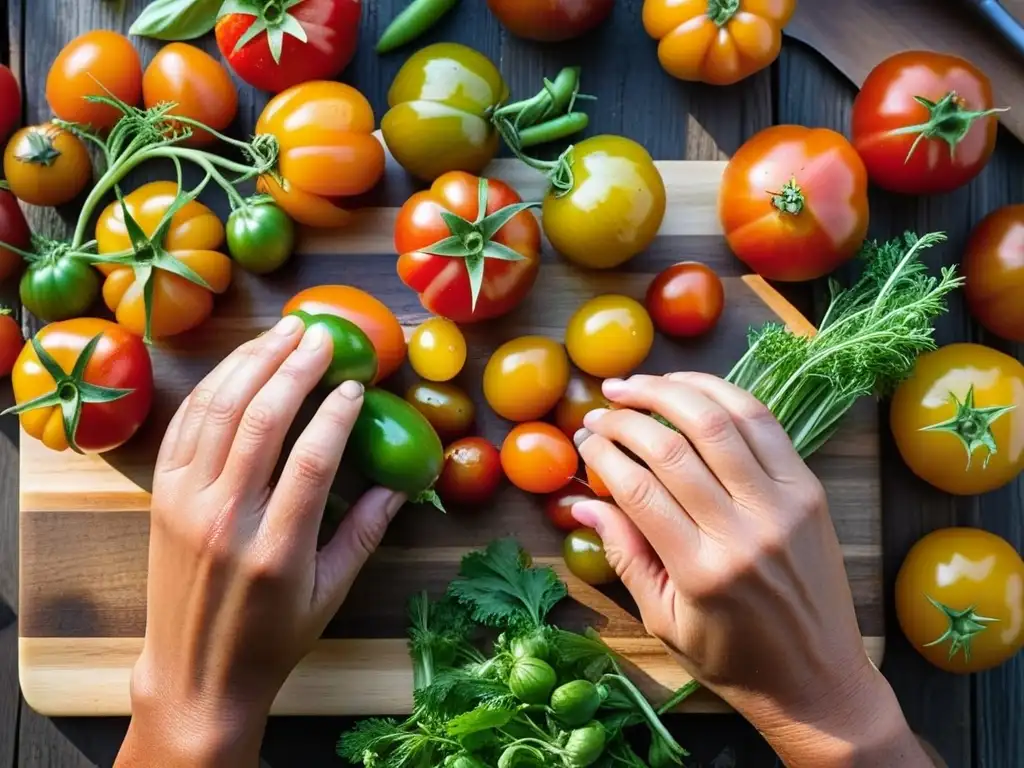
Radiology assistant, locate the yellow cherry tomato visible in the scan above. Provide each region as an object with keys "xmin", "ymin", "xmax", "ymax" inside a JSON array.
[
  {"xmin": 4, "ymin": 125, "xmax": 91, "ymax": 207},
  {"xmin": 409, "ymin": 317, "xmax": 467, "ymax": 382},
  {"xmin": 565, "ymin": 295, "xmax": 654, "ymax": 379},
  {"xmin": 484, "ymin": 336, "xmax": 570, "ymax": 422}
]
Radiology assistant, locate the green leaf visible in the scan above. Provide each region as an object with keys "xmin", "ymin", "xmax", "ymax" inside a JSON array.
[
  {"xmin": 473, "ymin": 176, "xmax": 489, "ymax": 224},
  {"xmin": 277, "ymin": 11, "xmax": 308, "ymax": 44},
  {"xmin": 30, "ymin": 335, "xmax": 70, "ymax": 385},
  {"xmin": 464, "ymin": 253, "xmax": 484, "ymax": 312},
  {"xmin": 445, "ymin": 704, "xmax": 518, "ymax": 737},
  {"xmin": 59, "ymin": 387, "xmax": 84, "ymax": 454},
  {"xmin": 117, "ymin": 189, "xmax": 153, "ymax": 255},
  {"xmin": 134, "ymin": 263, "xmax": 156, "ymax": 344},
  {"xmin": 232, "ymin": 13, "xmax": 269, "ymax": 54},
  {"xmin": 422, "ymin": 235, "xmax": 471, "ymax": 258},
  {"xmin": 77, "ymin": 381, "xmax": 135, "ymax": 405},
  {"xmin": 70, "ymin": 334, "xmax": 104, "ymax": 382},
  {"xmin": 1, "ymin": 390, "xmax": 62, "ymax": 417},
  {"xmin": 218, "ymin": 0, "xmax": 255, "ymax": 18},
  {"xmin": 265, "ymin": 26, "xmax": 286, "ymax": 64},
  {"xmin": 414, "ymin": 668, "xmax": 513, "ymax": 718},
  {"xmin": 477, "ymin": 202, "xmax": 540, "ymax": 241},
  {"xmin": 481, "ymin": 242, "xmax": 526, "ymax": 262},
  {"xmin": 129, "ymin": 0, "xmax": 224, "ymax": 40},
  {"xmin": 441, "ymin": 212, "xmax": 477, "ymax": 240}
]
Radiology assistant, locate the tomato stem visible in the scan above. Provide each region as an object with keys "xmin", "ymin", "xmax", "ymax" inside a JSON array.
[
  {"xmin": 888, "ymin": 91, "xmax": 1010, "ymax": 164},
  {"xmin": 707, "ymin": 0, "xmax": 740, "ymax": 26},
  {"xmin": 17, "ymin": 128, "xmax": 61, "ymax": 166},
  {"xmin": 919, "ymin": 385, "xmax": 1016, "ymax": 470},
  {"xmin": 768, "ymin": 177, "xmax": 805, "ymax": 215},
  {"xmin": 923, "ymin": 596, "xmax": 998, "ymax": 662}
]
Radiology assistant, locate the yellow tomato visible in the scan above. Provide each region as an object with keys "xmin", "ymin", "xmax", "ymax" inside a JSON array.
[
  {"xmin": 565, "ymin": 295, "xmax": 654, "ymax": 379},
  {"xmin": 4, "ymin": 125, "xmax": 91, "ymax": 207},
  {"xmin": 484, "ymin": 336, "xmax": 569, "ymax": 422},
  {"xmin": 409, "ymin": 317, "xmax": 467, "ymax": 382}
]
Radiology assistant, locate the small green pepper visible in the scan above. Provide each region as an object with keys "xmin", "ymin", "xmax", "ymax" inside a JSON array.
[
  {"xmin": 377, "ymin": 0, "xmax": 460, "ymax": 54},
  {"xmin": 290, "ymin": 311, "xmax": 378, "ymax": 388}
]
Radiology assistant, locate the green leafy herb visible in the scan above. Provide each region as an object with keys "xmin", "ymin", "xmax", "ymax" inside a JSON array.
[
  {"xmin": 407, "ymin": 592, "xmax": 481, "ymax": 690},
  {"xmin": 129, "ymin": 0, "xmax": 224, "ymax": 40}
]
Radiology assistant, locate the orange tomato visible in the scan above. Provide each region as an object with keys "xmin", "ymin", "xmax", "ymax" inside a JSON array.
[
  {"xmin": 483, "ymin": 336, "xmax": 570, "ymax": 422},
  {"xmin": 565, "ymin": 295, "xmax": 654, "ymax": 379},
  {"xmin": 501, "ymin": 422, "xmax": 578, "ymax": 494},
  {"xmin": 143, "ymin": 43, "xmax": 238, "ymax": 147},
  {"xmin": 282, "ymin": 286, "xmax": 407, "ymax": 382},
  {"xmin": 585, "ymin": 464, "xmax": 612, "ymax": 497},
  {"xmin": 256, "ymin": 81, "xmax": 385, "ymax": 228},
  {"xmin": 46, "ymin": 30, "xmax": 142, "ymax": 131},
  {"xmin": 95, "ymin": 181, "xmax": 231, "ymax": 341},
  {"xmin": 3, "ymin": 125, "xmax": 91, "ymax": 207}
]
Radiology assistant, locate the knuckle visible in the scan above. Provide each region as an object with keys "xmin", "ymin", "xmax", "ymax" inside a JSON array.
[
  {"xmin": 288, "ymin": 449, "xmax": 333, "ymax": 489},
  {"xmin": 618, "ymin": 467, "xmax": 662, "ymax": 514},
  {"xmin": 346, "ymin": 516, "xmax": 390, "ymax": 560},
  {"xmin": 205, "ymin": 392, "xmax": 241, "ymax": 427},
  {"xmin": 648, "ymin": 432, "xmax": 690, "ymax": 473},
  {"xmin": 238, "ymin": 401, "xmax": 279, "ymax": 442},
  {"xmin": 692, "ymin": 409, "xmax": 733, "ymax": 444}
]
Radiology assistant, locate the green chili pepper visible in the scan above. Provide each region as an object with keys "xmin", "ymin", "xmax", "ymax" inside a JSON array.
[{"xmin": 377, "ymin": 0, "xmax": 460, "ymax": 54}]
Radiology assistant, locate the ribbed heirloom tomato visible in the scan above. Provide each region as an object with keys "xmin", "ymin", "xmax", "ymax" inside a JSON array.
[
  {"xmin": 484, "ymin": 336, "xmax": 570, "ymax": 422},
  {"xmin": 501, "ymin": 422, "xmax": 578, "ymax": 494},
  {"xmin": 4, "ymin": 125, "xmax": 91, "ymax": 207},
  {"xmin": 487, "ymin": 0, "xmax": 614, "ymax": 41},
  {"xmin": 964, "ymin": 205, "xmax": 1024, "ymax": 342},
  {"xmin": 565, "ymin": 295, "xmax": 654, "ymax": 379}
]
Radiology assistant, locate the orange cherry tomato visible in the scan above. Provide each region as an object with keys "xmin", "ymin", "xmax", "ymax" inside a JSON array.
[
  {"xmin": 563, "ymin": 528, "xmax": 617, "ymax": 585},
  {"xmin": 143, "ymin": 43, "xmax": 238, "ymax": 148},
  {"xmin": 483, "ymin": 336, "xmax": 570, "ymax": 422},
  {"xmin": 408, "ymin": 317, "xmax": 467, "ymax": 382},
  {"xmin": 585, "ymin": 464, "xmax": 612, "ymax": 497},
  {"xmin": 46, "ymin": 30, "xmax": 142, "ymax": 131},
  {"xmin": 645, "ymin": 262, "xmax": 725, "ymax": 338},
  {"xmin": 283, "ymin": 286, "xmax": 407, "ymax": 382},
  {"xmin": 964, "ymin": 205, "xmax": 1024, "ymax": 342},
  {"xmin": 643, "ymin": 0, "xmax": 796, "ymax": 86},
  {"xmin": 554, "ymin": 373, "xmax": 610, "ymax": 438},
  {"xmin": 501, "ymin": 422, "xmax": 578, "ymax": 494},
  {"xmin": 565, "ymin": 295, "xmax": 654, "ymax": 379},
  {"xmin": 545, "ymin": 479, "xmax": 597, "ymax": 532},
  {"xmin": 436, "ymin": 437, "xmax": 504, "ymax": 507},
  {"xmin": 4, "ymin": 125, "xmax": 91, "ymax": 207},
  {"xmin": 256, "ymin": 81, "xmax": 385, "ymax": 228}
]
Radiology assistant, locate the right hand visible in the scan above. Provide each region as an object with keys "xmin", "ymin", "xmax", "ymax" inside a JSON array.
[{"xmin": 573, "ymin": 372, "xmax": 930, "ymax": 767}]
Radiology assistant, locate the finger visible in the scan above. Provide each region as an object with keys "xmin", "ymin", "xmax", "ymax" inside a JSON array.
[
  {"xmin": 190, "ymin": 315, "xmax": 307, "ymax": 485},
  {"xmin": 154, "ymin": 393, "xmax": 190, "ymax": 472},
  {"xmin": 312, "ymin": 486, "xmax": 405, "ymax": 620},
  {"xmin": 222, "ymin": 324, "xmax": 335, "ymax": 495}
]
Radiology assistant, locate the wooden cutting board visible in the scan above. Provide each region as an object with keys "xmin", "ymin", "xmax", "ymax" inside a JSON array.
[{"xmin": 17, "ymin": 158, "xmax": 884, "ymax": 717}]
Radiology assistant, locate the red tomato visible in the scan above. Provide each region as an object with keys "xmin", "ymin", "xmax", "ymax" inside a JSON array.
[
  {"xmin": 0, "ymin": 310, "xmax": 21, "ymax": 378},
  {"xmin": 964, "ymin": 205, "xmax": 1024, "ymax": 342},
  {"xmin": 852, "ymin": 52, "xmax": 1003, "ymax": 195},
  {"xmin": 544, "ymin": 479, "xmax": 597, "ymax": 532},
  {"xmin": 216, "ymin": 0, "xmax": 360, "ymax": 94},
  {"xmin": 720, "ymin": 126, "xmax": 869, "ymax": 282},
  {"xmin": 501, "ymin": 422, "xmax": 578, "ymax": 494},
  {"xmin": 645, "ymin": 262, "xmax": 724, "ymax": 337},
  {"xmin": 436, "ymin": 437, "xmax": 504, "ymax": 507},
  {"xmin": 0, "ymin": 65, "xmax": 21, "ymax": 142},
  {"xmin": 396, "ymin": 172, "xmax": 541, "ymax": 323},
  {"xmin": 487, "ymin": 0, "xmax": 614, "ymax": 42},
  {"xmin": 554, "ymin": 373, "xmax": 609, "ymax": 438},
  {"xmin": 0, "ymin": 189, "xmax": 31, "ymax": 283}
]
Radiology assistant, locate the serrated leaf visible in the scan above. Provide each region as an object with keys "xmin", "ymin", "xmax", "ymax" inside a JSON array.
[{"xmin": 445, "ymin": 704, "xmax": 518, "ymax": 737}]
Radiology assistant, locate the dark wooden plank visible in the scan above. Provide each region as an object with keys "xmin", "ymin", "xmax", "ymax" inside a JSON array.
[{"xmin": 0, "ymin": 620, "xmax": 18, "ymax": 768}]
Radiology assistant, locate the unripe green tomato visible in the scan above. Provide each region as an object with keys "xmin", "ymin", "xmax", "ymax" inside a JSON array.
[
  {"xmin": 508, "ymin": 656, "xmax": 557, "ymax": 704},
  {"xmin": 564, "ymin": 721, "xmax": 607, "ymax": 767},
  {"xmin": 20, "ymin": 253, "xmax": 99, "ymax": 322},
  {"xmin": 290, "ymin": 311, "xmax": 379, "ymax": 388},
  {"xmin": 226, "ymin": 202, "xmax": 295, "ymax": 275},
  {"xmin": 550, "ymin": 680, "xmax": 602, "ymax": 727},
  {"xmin": 511, "ymin": 633, "xmax": 550, "ymax": 662}
]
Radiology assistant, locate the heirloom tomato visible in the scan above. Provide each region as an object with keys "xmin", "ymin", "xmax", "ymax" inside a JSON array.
[
  {"xmin": 256, "ymin": 81, "xmax": 385, "ymax": 228},
  {"xmin": 852, "ymin": 52, "xmax": 1004, "ymax": 195},
  {"xmin": 566, "ymin": 295, "xmax": 654, "ymax": 379},
  {"xmin": 4, "ymin": 318, "xmax": 152, "ymax": 453},
  {"xmin": 225, "ymin": 200, "xmax": 295, "ymax": 275},
  {"xmin": 645, "ymin": 261, "xmax": 724, "ymax": 338},
  {"xmin": 396, "ymin": 173, "xmax": 542, "ymax": 323},
  {"xmin": 95, "ymin": 181, "xmax": 232, "ymax": 342},
  {"xmin": 501, "ymin": 422, "xmax": 578, "ymax": 494},
  {"xmin": 0, "ymin": 188, "xmax": 31, "ymax": 283},
  {"xmin": 19, "ymin": 249, "xmax": 100, "ymax": 323},
  {"xmin": 487, "ymin": 0, "xmax": 614, "ymax": 42},
  {"xmin": 4, "ymin": 125, "xmax": 91, "ymax": 207},
  {"xmin": 483, "ymin": 336, "xmax": 570, "ymax": 422},
  {"xmin": 283, "ymin": 285, "xmax": 406, "ymax": 382},
  {"xmin": 405, "ymin": 381, "xmax": 476, "ymax": 442},
  {"xmin": 409, "ymin": 317, "xmax": 467, "ymax": 382},
  {"xmin": 215, "ymin": 0, "xmax": 360, "ymax": 94},
  {"xmin": 46, "ymin": 30, "xmax": 142, "ymax": 131},
  {"xmin": 720, "ymin": 126, "xmax": 869, "ymax": 282},
  {"xmin": 554, "ymin": 373, "xmax": 609, "ymax": 438},
  {"xmin": 436, "ymin": 437, "xmax": 504, "ymax": 507},
  {"xmin": 143, "ymin": 43, "xmax": 238, "ymax": 147},
  {"xmin": 290, "ymin": 311, "xmax": 378, "ymax": 387},
  {"xmin": 963, "ymin": 205, "xmax": 1024, "ymax": 342},
  {"xmin": 643, "ymin": 0, "xmax": 795, "ymax": 86},
  {"xmin": 383, "ymin": 43, "xmax": 508, "ymax": 182},
  {"xmin": 545, "ymin": 479, "xmax": 597, "ymax": 532},
  {"xmin": 563, "ymin": 528, "xmax": 617, "ymax": 586},
  {"xmin": 0, "ymin": 309, "xmax": 20, "ymax": 378},
  {"xmin": 543, "ymin": 135, "xmax": 665, "ymax": 270},
  {"xmin": 891, "ymin": 344, "xmax": 1024, "ymax": 496},
  {"xmin": 0, "ymin": 64, "xmax": 21, "ymax": 143},
  {"xmin": 896, "ymin": 528, "xmax": 1024, "ymax": 673}
]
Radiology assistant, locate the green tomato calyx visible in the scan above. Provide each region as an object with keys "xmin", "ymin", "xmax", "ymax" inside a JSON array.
[
  {"xmin": 17, "ymin": 128, "xmax": 61, "ymax": 166},
  {"xmin": 924, "ymin": 595, "xmax": 998, "ymax": 662},
  {"xmin": 769, "ymin": 177, "xmax": 805, "ymax": 215},
  {"xmin": 219, "ymin": 0, "xmax": 307, "ymax": 64},
  {"xmin": 919, "ymin": 385, "xmax": 1016, "ymax": 470},
  {"xmin": 889, "ymin": 91, "xmax": 1009, "ymax": 164},
  {"xmin": 708, "ymin": 0, "xmax": 741, "ymax": 26}
]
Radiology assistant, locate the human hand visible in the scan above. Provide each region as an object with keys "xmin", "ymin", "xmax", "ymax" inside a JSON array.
[
  {"xmin": 573, "ymin": 373, "xmax": 930, "ymax": 767},
  {"xmin": 116, "ymin": 315, "xmax": 405, "ymax": 767}
]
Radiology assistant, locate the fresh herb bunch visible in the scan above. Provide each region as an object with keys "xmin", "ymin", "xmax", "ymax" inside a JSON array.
[{"xmin": 338, "ymin": 539, "xmax": 696, "ymax": 767}]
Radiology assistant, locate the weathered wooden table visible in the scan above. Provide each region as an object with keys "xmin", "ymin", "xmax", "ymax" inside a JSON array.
[{"xmin": 1, "ymin": 1, "xmax": 1022, "ymax": 766}]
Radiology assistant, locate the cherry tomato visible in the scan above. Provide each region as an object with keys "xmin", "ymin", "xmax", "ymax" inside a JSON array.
[
  {"xmin": 46, "ymin": 30, "xmax": 142, "ymax": 131},
  {"xmin": 563, "ymin": 528, "xmax": 617, "ymax": 586},
  {"xmin": 852, "ymin": 52, "xmax": 1003, "ymax": 195},
  {"xmin": 964, "ymin": 205, "xmax": 1024, "ymax": 342},
  {"xmin": 436, "ymin": 437, "xmax": 504, "ymax": 507},
  {"xmin": 142, "ymin": 43, "xmax": 238, "ymax": 148},
  {"xmin": 565, "ymin": 295, "xmax": 654, "ymax": 379},
  {"xmin": 545, "ymin": 479, "xmax": 597, "ymax": 532},
  {"xmin": 891, "ymin": 344, "xmax": 1024, "ymax": 496},
  {"xmin": 645, "ymin": 262, "xmax": 725, "ymax": 338},
  {"xmin": 0, "ymin": 189, "xmax": 31, "ymax": 283},
  {"xmin": 586, "ymin": 465, "xmax": 611, "ymax": 497},
  {"xmin": 501, "ymin": 422, "xmax": 578, "ymax": 494},
  {"xmin": 896, "ymin": 528, "xmax": 1024, "ymax": 673},
  {"xmin": 0, "ymin": 309, "xmax": 21, "ymax": 378},
  {"xmin": 409, "ymin": 317, "xmax": 467, "ymax": 383},
  {"xmin": 554, "ymin": 373, "xmax": 609, "ymax": 438},
  {"xmin": 720, "ymin": 126, "xmax": 869, "ymax": 282},
  {"xmin": 484, "ymin": 336, "xmax": 570, "ymax": 422},
  {"xmin": 488, "ymin": 0, "xmax": 614, "ymax": 42},
  {"xmin": 0, "ymin": 65, "xmax": 22, "ymax": 143},
  {"xmin": 283, "ymin": 286, "xmax": 406, "ymax": 383},
  {"xmin": 4, "ymin": 125, "xmax": 91, "ymax": 207},
  {"xmin": 405, "ymin": 381, "xmax": 476, "ymax": 442}
]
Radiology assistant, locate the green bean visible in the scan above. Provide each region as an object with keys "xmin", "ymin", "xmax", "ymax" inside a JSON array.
[
  {"xmin": 517, "ymin": 112, "xmax": 590, "ymax": 149},
  {"xmin": 377, "ymin": 0, "xmax": 460, "ymax": 54}
]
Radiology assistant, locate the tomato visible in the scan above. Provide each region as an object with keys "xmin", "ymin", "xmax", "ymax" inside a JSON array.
[
  {"xmin": 0, "ymin": 309, "xmax": 21, "ymax": 378},
  {"xmin": 409, "ymin": 317, "xmax": 467, "ymax": 382},
  {"xmin": 3, "ymin": 125, "xmax": 91, "ymax": 207},
  {"xmin": 643, "ymin": 0, "xmax": 795, "ymax": 86},
  {"xmin": 545, "ymin": 480, "xmax": 597, "ymax": 532},
  {"xmin": 405, "ymin": 381, "xmax": 476, "ymax": 442},
  {"xmin": 283, "ymin": 286, "xmax": 407, "ymax": 383},
  {"xmin": 142, "ymin": 43, "xmax": 238, "ymax": 148},
  {"xmin": 225, "ymin": 201, "xmax": 295, "ymax": 275},
  {"xmin": 563, "ymin": 528, "xmax": 617, "ymax": 586},
  {"xmin": 290, "ymin": 311, "xmax": 378, "ymax": 387},
  {"xmin": 891, "ymin": 344, "xmax": 1024, "ymax": 496},
  {"xmin": 0, "ymin": 189, "xmax": 31, "ymax": 283},
  {"xmin": 484, "ymin": 336, "xmax": 570, "ymax": 422},
  {"xmin": 20, "ymin": 248, "xmax": 100, "ymax": 323},
  {"xmin": 436, "ymin": 437, "xmax": 504, "ymax": 507},
  {"xmin": 395, "ymin": 172, "xmax": 541, "ymax": 323},
  {"xmin": 852, "ymin": 52, "xmax": 1004, "ymax": 195},
  {"xmin": 565, "ymin": 295, "xmax": 654, "ymax": 379},
  {"xmin": 95, "ymin": 181, "xmax": 232, "ymax": 342},
  {"xmin": 4, "ymin": 318, "xmax": 153, "ymax": 453},
  {"xmin": 963, "ymin": 205, "xmax": 1024, "ymax": 342},
  {"xmin": 383, "ymin": 43, "xmax": 508, "ymax": 182},
  {"xmin": 215, "ymin": 0, "xmax": 360, "ymax": 94},
  {"xmin": 585, "ymin": 465, "xmax": 611, "ymax": 497},
  {"xmin": 46, "ymin": 30, "xmax": 142, "ymax": 131},
  {"xmin": 895, "ymin": 528, "xmax": 1024, "ymax": 673},
  {"xmin": 487, "ymin": 0, "xmax": 614, "ymax": 41},
  {"xmin": 543, "ymin": 135, "xmax": 666, "ymax": 270},
  {"xmin": 256, "ymin": 81, "xmax": 385, "ymax": 228},
  {"xmin": 554, "ymin": 373, "xmax": 609, "ymax": 438},
  {"xmin": 0, "ymin": 65, "xmax": 21, "ymax": 143},
  {"xmin": 720, "ymin": 126, "xmax": 869, "ymax": 282},
  {"xmin": 501, "ymin": 422, "xmax": 578, "ymax": 494},
  {"xmin": 645, "ymin": 262, "xmax": 725, "ymax": 338}
]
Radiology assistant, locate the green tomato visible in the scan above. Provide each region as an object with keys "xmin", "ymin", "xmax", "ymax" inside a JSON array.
[
  {"xmin": 508, "ymin": 656, "xmax": 557, "ymax": 705},
  {"xmin": 550, "ymin": 680, "xmax": 603, "ymax": 727},
  {"xmin": 349, "ymin": 388, "xmax": 444, "ymax": 498},
  {"xmin": 291, "ymin": 311, "xmax": 378, "ymax": 387},
  {"xmin": 226, "ymin": 202, "xmax": 295, "ymax": 275},
  {"xmin": 20, "ymin": 252, "xmax": 99, "ymax": 322},
  {"xmin": 564, "ymin": 721, "xmax": 607, "ymax": 767},
  {"xmin": 511, "ymin": 633, "xmax": 550, "ymax": 662}
]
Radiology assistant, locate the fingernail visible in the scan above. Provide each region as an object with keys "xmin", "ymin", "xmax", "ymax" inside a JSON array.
[
  {"xmin": 338, "ymin": 380, "xmax": 364, "ymax": 400},
  {"xmin": 386, "ymin": 492, "xmax": 407, "ymax": 519},
  {"xmin": 273, "ymin": 314, "xmax": 304, "ymax": 336},
  {"xmin": 571, "ymin": 500, "xmax": 604, "ymax": 536},
  {"xmin": 603, "ymin": 378, "xmax": 628, "ymax": 397},
  {"xmin": 300, "ymin": 324, "xmax": 327, "ymax": 350},
  {"xmin": 583, "ymin": 408, "xmax": 609, "ymax": 429},
  {"xmin": 573, "ymin": 427, "xmax": 592, "ymax": 449}
]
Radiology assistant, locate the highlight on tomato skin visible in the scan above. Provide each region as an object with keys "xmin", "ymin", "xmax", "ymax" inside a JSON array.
[
  {"xmin": 645, "ymin": 262, "xmax": 725, "ymax": 338},
  {"xmin": 565, "ymin": 295, "xmax": 655, "ymax": 380},
  {"xmin": 436, "ymin": 437, "xmax": 504, "ymax": 507},
  {"xmin": 563, "ymin": 528, "xmax": 618, "ymax": 586},
  {"xmin": 484, "ymin": 336, "xmax": 570, "ymax": 423},
  {"xmin": 963, "ymin": 204, "xmax": 1024, "ymax": 342}
]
